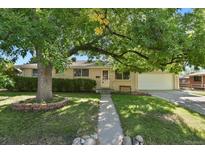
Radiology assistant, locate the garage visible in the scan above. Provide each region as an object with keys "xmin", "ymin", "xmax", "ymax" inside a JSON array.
[{"xmin": 138, "ymin": 73, "xmax": 174, "ymax": 90}]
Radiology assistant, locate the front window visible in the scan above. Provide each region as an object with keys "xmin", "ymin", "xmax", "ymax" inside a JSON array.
[
  {"xmin": 82, "ymin": 69, "xmax": 89, "ymax": 77},
  {"xmin": 115, "ymin": 71, "xmax": 130, "ymax": 80},
  {"xmin": 74, "ymin": 69, "xmax": 89, "ymax": 77},
  {"xmin": 193, "ymin": 76, "xmax": 202, "ymax": 82},
  {"xmin": 115, "ymin": 71, "xmax": 123, "ymax": 79},
  {"xmin": 32, "ymin": 69, "xmax": 38, "ymax": 77},
  {"xmin": 123, "ymin": 71, "xmax": 130, "ymax": 80}
]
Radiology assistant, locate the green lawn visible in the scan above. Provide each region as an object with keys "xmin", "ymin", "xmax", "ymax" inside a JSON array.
[
  {"xmin": 0, "ymin": 92, "xmax": 100, "ymax": 144},
  {"xmin": 112, "ymin": 94, "xmax": 205, "ymax": 145}
]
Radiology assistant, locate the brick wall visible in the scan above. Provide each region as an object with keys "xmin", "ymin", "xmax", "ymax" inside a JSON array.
[{"xmin": 189, "ymin": 75, "xmax": 205, "ymax": 89}]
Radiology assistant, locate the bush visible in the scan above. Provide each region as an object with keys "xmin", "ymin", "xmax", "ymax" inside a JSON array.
[
  {"xmin": 7, "ymin": 76, "xmax": 96, "ymax": 92},
  {"xmin": 0, "ymin": 73, "xmax": 14, "ymax": 89}
]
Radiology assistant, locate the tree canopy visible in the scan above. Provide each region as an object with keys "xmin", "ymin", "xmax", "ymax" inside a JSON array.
[
  {"xmin": 186, "ymin": 9, "xmax": 205, "ymax": 69},
  {"xmin": 0, "ymin": 8, "xmax": 193, "ymax": 72}
]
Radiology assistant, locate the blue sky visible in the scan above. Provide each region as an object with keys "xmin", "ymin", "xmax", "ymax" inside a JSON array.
[
  {"xmin": 178, "ymin": 8, "xmax": 192, "ymax": 14},
  {"xmin": 15, "ymin": 8, "xmax": 192, "ymax": 65}
]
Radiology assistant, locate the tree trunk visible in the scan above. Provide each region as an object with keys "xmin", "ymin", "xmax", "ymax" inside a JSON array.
[{"xmin": 36, "ymin": 62, "xmax": 53, "ymax": 102}]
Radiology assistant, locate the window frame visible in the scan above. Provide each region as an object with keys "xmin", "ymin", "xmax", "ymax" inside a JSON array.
[
  {"xmin": 32, "ymin": 69, "xmax": 38, "ymax": 77},
  {"xmin": 73, "ymin": 68, "xmax": 89, "ymax": 77},
  {"xmin": 81, "ymin": 69, "xmax": 89, "ymax": 77},
  {"xmin": 193, "ymin": 76, "xmax": 202, "ymax": 82},
  {"xmin": 115, "ymin": 71, "xmax": 130, "ymax": 80},
  {"xmin": 115, "ymin": 71, "xmax": 123, "ymax": 80}
]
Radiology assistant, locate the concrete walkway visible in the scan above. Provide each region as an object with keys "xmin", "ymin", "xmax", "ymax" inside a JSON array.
[
  {"xmin": 97, "ymin": 93, "xmax": 124, "ymax": 145},
  {"xmin": 148, "ymin": 90, "xmax": 205, "ymax": 116}
]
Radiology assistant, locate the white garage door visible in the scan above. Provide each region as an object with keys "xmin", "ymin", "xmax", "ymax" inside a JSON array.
[{"xmin": 138, "ymin": 73, "xmax": 174, "ymax": 90}]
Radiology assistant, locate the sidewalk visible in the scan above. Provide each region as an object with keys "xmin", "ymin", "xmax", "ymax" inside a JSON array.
[{"xmin": 97, "ymin": 93, "xmax": 124, "ymax": 145}]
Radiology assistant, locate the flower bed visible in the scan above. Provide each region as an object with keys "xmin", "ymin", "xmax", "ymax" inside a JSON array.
[{"xmin": 11, "ymin": 98, "xmax": 68, "ymax": 111}]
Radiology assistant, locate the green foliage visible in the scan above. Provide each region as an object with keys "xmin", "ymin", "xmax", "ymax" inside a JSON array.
[
  {"xmin": 0, "ymin": 9, "xmax": 96, "ymax": 72},
  {"xmin": 99, "ymin": 9, "xmax": 187, "ymax": 73},
  {"xmin": 0, "ymin": 73, "xmax": 14, "ymax": 88},
  {"xmin": 8, "ymin": 76, "xmax": 96, "ymax": 92},
  {"xmin": 0, "ymin": 8, "xmax": 190, "ymax": 73},
  {"xmin": 2, "ymin": 8, "xmax": 205, "ymax": 76},
  {"xmin": 0, "ymin": 59, "xmax": 16, "ymax": 88},
  {"xmin": 7, "ymin": 76, "xmax": 37, "ymax": 91},
  {"xmin": 52, "ymin": 78, "xmax": 96, "ymax": 92},
  {"xmin": 186, "ymin": 9, "xmax": 205, "ymax": 68},
  {"xmin": 28, "ymin": 56, "xmax": 38, "ymax": 64}
]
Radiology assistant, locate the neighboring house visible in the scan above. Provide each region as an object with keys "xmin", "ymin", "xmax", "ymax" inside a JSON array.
[
  {"xmin": 189, "ymin": 72, "xmax": 205, "ymax": 89},
  {"xmin": 16, "ymin": 61, "xmax": 179, "ymax": 92},
  {"xmin": 179, "ymin": 72, "xmax": 205, "ymax": 90}
]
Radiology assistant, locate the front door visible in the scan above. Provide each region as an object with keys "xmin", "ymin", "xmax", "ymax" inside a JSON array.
[{"xmin": 101, "ymin": 70, "xmax": 109, "ymax": 88}]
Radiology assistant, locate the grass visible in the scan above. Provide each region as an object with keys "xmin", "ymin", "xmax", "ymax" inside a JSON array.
[
  {"xmin": 0, "ymin": 91, "xmax": 100, "ymax": 144},
  {"xmin": 112, "ymin": 94, "xmax": 205, "ymax": 145}
]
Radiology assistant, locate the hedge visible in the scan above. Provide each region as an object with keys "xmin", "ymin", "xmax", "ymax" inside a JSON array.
[{"xmin": 8, "ymin": 76, "xmax": 96, "ymax": 92}]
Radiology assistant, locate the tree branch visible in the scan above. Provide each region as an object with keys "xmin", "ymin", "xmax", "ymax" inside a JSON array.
[
  {"xmin": 119, "ymin": 49, "xmax": 149, "ymax": 60},
  {"xmin": 159, "ymin": 54, "xmax": 183, "ymax": 66},
  {"xmin": 105, "ymin": 25, "xmax": 132, "ymax": 41},
  {"xmin": 69, "ymin": 41, "xmax": 150, "ymax": 62},
  {"xmin": 113, "ymin": 56, "xmax": 148, "ymax": 72},
  {"xmin": 68, "ymin": 36, "xmax": 104, "ymax": 56},
  {"xmin": 70, "ymin": 44, "xmax": 122, "ymax": 59}
]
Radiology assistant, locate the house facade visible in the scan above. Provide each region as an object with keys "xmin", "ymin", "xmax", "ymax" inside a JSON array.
[{"xmin": 16, "ymin": 61, "xmax": 179, "ymax": 92}]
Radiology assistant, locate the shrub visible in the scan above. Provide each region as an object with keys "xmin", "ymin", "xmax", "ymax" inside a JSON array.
[
  {"xmin": 8, "ymin": 76, "xmax": 96, "ymax": 92},
  {"xmin": 0, "ymin": 73, "xmax": 14, "ymax": 88}
]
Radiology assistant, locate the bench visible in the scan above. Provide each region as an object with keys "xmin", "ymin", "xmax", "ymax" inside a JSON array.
[{"xmin": 119, "ymin": 86, "xmax": 131, "ymax": 92}]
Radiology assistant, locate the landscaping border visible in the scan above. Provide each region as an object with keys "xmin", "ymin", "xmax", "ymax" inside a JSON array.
[{"xmin": 11, "ymin": 98, "xmax": 69, "ymax": 111}]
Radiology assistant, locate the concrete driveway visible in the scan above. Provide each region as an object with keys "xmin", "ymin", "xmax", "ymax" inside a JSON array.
[{"xmin": 147, "ymin": 90, "xmax": 205, "ymax": 115}]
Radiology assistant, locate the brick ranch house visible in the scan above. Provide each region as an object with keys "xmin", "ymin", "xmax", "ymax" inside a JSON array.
[
  {"xmin": 16, "ymin": 61, "xmax": 179, "ymax": 92},
  {"xmin": 179, "ymin": 72, "xmax": 205, "ymax": 90}
]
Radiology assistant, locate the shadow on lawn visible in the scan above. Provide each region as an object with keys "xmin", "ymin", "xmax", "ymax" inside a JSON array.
[
  {"xmin": 0, "ymin": 99, "xmax": 98, "ymax": 145},
  {"xmin": 113, "ymin": 95, "xmax": 205, "ymax": 145},
  {"xmin": 0, "ymin": 91, "xmax": 35, "ymax": 97},
  {"xmin": 0, "ymin": 97, "xmax": 10, "ymax": 101},
  {"xmin": 0, "ymin": 91, "xmax": 98, "ymax": 99}
]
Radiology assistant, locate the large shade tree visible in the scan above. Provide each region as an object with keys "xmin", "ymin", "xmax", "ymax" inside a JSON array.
[
  {"xmin": 0, "ymin": 9, "xmax": 94, "ymax": 101},
  {"xmin": 0, "ymin": 8, "xmax": 196, "ymax": 101}
]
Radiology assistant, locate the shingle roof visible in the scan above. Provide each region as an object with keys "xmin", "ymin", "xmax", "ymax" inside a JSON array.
[{"xmin": 16, "ymin": 63, "xmax": 37, "ymax": 69}]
